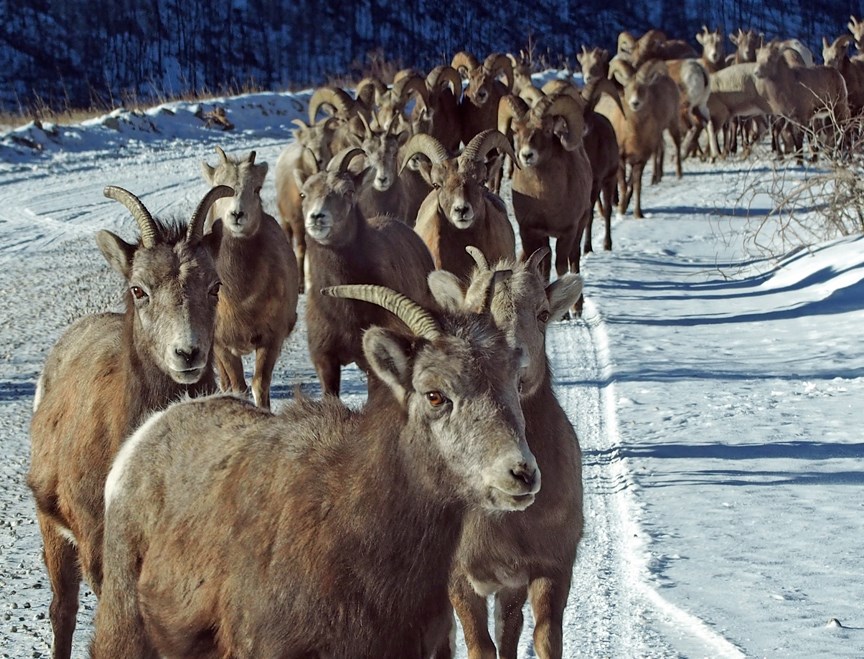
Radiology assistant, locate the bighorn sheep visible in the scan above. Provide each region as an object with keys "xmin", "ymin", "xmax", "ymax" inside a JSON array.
[
  {"xmin": 91, "ymin": 283, "xmax": 540, "ymax": 659},
  {"xmin": 412, "ymin": 65, "xmax": 463, "ymax": 153},
  {"xmin": 596, "ymin": 59, "xmax": 682, "ymax": 218},
  {"xmin": 352, "ymin": 112, "xmax": 414, "ymax": 221},
  {"xmin": 822, "ymin": 35, "xmax": 864, "ymax": 114},
  {"xmin": 452, "ymin": 51, "xmax": 514, "ymax": 192},
  {"xmin": 696, "ymin": 25, "xmax": 727, "ymax": 72},
  {"xmin": 617, "ymin": 28, "xmax": 698, "ymax": 67},
  {"xmin": 498, "ymin": 93, "xmax": 592, "ymax": 311},
  {"xmin": 201, "ymin": 147, "xmax": 299, "ymax": 410},
  {"xmin": 294, "ymin": 147, "xmax": 435, "ymax": 395},
  {"xmin": 849, "ymin": 16, "xmax": 864, "ymax": 60},
  {"xmin": 729, "ymin": 28, "xmax": 763, "ymax": 64},
  {"xmin": 425, "ymin": 247, "xmax": 584, "ymax": 659},
  {"xmin": 755, "ymin": 40, "xmax": 850, "ymax": 156},
  {"xmin": 274, "ymin": 116, "xmax": 339, "ymax": 292},
  {"xmin": 28, "ymin": 184, "xmax": 230, "ymax": 659},
  {"xmin": 402, "ymin": 129, "xmax": 516, "ymax": 280}
]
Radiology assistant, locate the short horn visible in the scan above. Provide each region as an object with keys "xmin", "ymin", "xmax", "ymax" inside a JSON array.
[
  {"xmin": 247, "ymin": 151, "xmax": 257, "ymax": 164},
  {"xmin": 103, "ymin": 186, "xmax": 159, "ymax": 248},
  {"xmin": 465, "ymin": 245, "xmax": 490, "ymax": 271},
  {"xmin": 321, "ymin": 284, "xmax": 442, "ymax": 340},
  {"xmin": 526, "ymin": 247, "xmax": 551, "ymax": 273},
  {"xmin": 215, "ymin": 145, "xmax": 229, "ymax": 163},
  {"xmin": 188, "ymin": 185, "xmax": 234, "ymax": 242}
]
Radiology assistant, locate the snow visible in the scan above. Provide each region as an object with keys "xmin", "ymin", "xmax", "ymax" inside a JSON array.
[{"xmin": 2, "ymin": 87, "xmax": 864, "ymax": 658}]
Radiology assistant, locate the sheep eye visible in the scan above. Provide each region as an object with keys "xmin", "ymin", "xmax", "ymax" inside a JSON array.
[
  {"xmin": 298, "ymin": 191, "xmax": 306, "ymax": 199},
  {"xmin": 538, "ymin": 310, "xmax": 550, "ymax": 323},
  {"xmin": 209, "ymin": 281, "xmax": 222, "ymax": 297},
  {"xmin": 425, "ymin": 391, "xmax": 448, "ymax": 407},
  {"xmin": 254, "ymin": 186, "xmax": 262, "ymax": 194},
  {"xmin": 432, "ymin": 182, "xmax": 441, "ymax": 190},
  {"xmin": 130, "ymin": 286, "xmax": 147, "ymax": 300}
]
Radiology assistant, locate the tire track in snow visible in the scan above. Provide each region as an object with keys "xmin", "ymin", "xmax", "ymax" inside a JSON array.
[{"xmin": 551, "ymin": 289, "xmax": 746, "ymax": 658}]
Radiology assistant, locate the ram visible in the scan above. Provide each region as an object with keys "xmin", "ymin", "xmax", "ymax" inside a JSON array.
[
  {"xmin": 201, "ymin": 147, "xmax": 299, "ymax": 409},
  {"xmin": 294, "ymin": 147, "xmax": 435, "ymax": 395},
  {"xmin": 402, "ymin": 129, "xmax": 516, "ymax": 280},
  {"xmin": 91, "ymin": 283, "xmax": 540, "ymax": 659},
  {"xmin": 28, "ymin": 185, "xmax": 229, "ymax": 659}
]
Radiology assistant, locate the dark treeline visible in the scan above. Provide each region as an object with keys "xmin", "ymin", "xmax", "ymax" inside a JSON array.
[{"xmin": 1, "ymin": 0, "xmax": 860, "ymax": 113}]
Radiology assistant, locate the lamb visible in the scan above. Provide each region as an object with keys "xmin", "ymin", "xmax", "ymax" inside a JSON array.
[
  {"xmin": 497, "ymin": 92, "xmax": 592, "ymax": 312},
  {"xmin": 294, "ymin": 147, "xmax": 436, "ymax": 395},
  {"xmin": 402, "ymin": 129, "xmax": 517, "ymax": 281},
  {"xmin": 27, "ymin": 184, "xmax": 230, "ymax": 659},
  {"xmin": 425, "ymin": 246, "xmax": 584, "ymax": 659},
  {"xmin": 822, "ymin": 35, "xmax": 864, "ymax": 114},
  {"xmin": 201, "ymin": 146, "xmax": 299, "ymax": 410},
  {"xmin": 596, "ymin": 58, "xmax": 682, "ymax": 218},
  {"xmin": 90, "ymin": 283, "xmax": 540, "ymax": 659}
]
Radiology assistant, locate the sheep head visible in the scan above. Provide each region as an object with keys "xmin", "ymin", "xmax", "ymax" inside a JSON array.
[
  {"xmin": 754, "ymin": 41, "xmax": 784, "ymax": 79},
  {"xmin": 97, "ymin": 185, "xmax": 230, "ymax": 383},
  {"xmin": 577, "ymin": 46, "xmax": 610, "ymax": 85},
  {"xmin": 696, "ymin": 25, "xmax": 726, "ymax": 68},
  {"xmin": 353, "ymin": 112, "xmax": 409, "ymax": 192},
  {"xmin": 454, "ymin": 51, "xmax": 513, "ymax": 108},
  {"xmin": 201, "ymin": 147, "xmax": 268, "ymax": 237},
  {"xmin": 428, "ymin": 246, "xmax": 583, "ymax": 398},
  {"xmin": 617, "ymin": 31, "xmax": 637, "ymax": 58},
  {"xmin": 500, "ymin": 93, "xmax": 586, "ymax": 168},
  {"xmin": 293, "ymin": 147, "xmax": 366, "ymax": 247},
  {"xmin": 823, "ymin": 35, "xmax": 853, "ymax": 68},
  {"xmin": 850, "ymin": 16, "xmax": 864, "ymax": 51},
  {"xmin": 617, "ymin": 59, "xmax": 669, "ymax": 113},
  {"xmin": 291, "ymin": 118, "xmax": 338, "ymax": 172},
  {"xmin": 729, "ymin": 28, "xmax": 763, "ymax": 62}
]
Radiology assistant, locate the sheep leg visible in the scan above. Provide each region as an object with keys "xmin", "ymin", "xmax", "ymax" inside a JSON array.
[
  {"xmin": 618, "ymin": 163, "xmax": 633, "ymax": 217},
  {"xmin": 314, "ymin": 354, "xmax": 341, "ymax": 397},
  {"xmin": 601, "ymin": 178, "xmax": 614, "ymax": 250},
  {"xmin": 650, "ymin": 143, "xmax": 664, "ymax": 184},
  {"xmin": 528, "ymin": 576, "xmax": 570, "ymax": 659},
  {"xmin": 631, "ymin": 161, "xmax": 646, "ymax": 219},
  {"xmin": 37, "ymin": 513, "xmax": 80, "ymax": 659},
  {"xmin": 425, "ymin": 606, "xmax": 457, "ymax": 659},
  {"xmin": 449, "ymin": 577, "xmax": 496, "ymax": 659},
  {"xmin": 252, "ymin": 342, "xmax": 282, "ymax": 410},
  {"xmin": 215, "ymin": 346, "xmax": 248, "ymax": 397},
  {"xmin": 494, "ymin": 585, "xmax": 527, "ymax": 659}
]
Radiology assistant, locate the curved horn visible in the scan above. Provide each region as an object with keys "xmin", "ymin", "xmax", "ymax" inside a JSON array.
[
  {"xmin": 607, "ymin": 57, "xmax": 636, "ymax": 85},
  {"xmin": 214, "ymin": 145, "xmax": 229, "ymax": 163},
  {"xmin": 326, "ymin": 147, "xmax": 365, "ymax": 176},
  {"xmin": 321, "ymin": 284, "xmax": 442, "ymax": 340},
  {"xmin": 466, "ymin": 245, "xmax": 490, "ymax": 271},
  {"xmin": 483, "ymin": 52, "xmax": 514, "ymax": 91},
  {"xmin": 400, "ymin": 133, "xmax": 450, "ymax": 173},
  {"xmin": 308, "ymin": 86, "xmax": 355, "ymax": 123},
  {"xmin": 392, "ymin": 73, "xmax": 429, "ymax": 107},
  {"xmin": 451, "ymin": 51, "xmax": 480, "ymax": 76},
  {"xmin": 103, "ymin": 186, "xmax": 159, "ymax": 248},
  {"xmin": 188, "ymin": 185, "xmax": 234, "ymax": 242},
  {"xmin": 459, "ymin": 129, "xmax": 516, "ymax": 170},
  {"xmin": 356, "ymin": 76, "xmax": 387, "ymax": 109},
  {"xmin": 543, "ymin": 94, "xmax": 587, "ymax": 151},
  {"xmin": 518, "ymin": 85, "xmax": 545, "ymax": 107},
  {"xmin": 356, "ymin": 111, "xmax": 373, "ymax": 139},
  {"xmin": 426, "ymin": 65, "xmax": 462, "ymax": 96},
  {"xmin": 526, "ymin": 246, "xmax": 551, "ymax": 273},
  {"xmin": 497, "ymin": 94, "xmax": 529, "ymax": 136}
]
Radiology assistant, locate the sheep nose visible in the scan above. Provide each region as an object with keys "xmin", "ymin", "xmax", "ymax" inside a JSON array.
[
  {"xmin": 310, "ymin": 211, "xmax": 326, "ymax": 222},
  {"xmin": 520, "ymin": 149, "xmax": 536, "ymax": 165},
  {"xmin": 453, "ymin": 204, "xmax": 470, "ymax": 217},
  {"xmin": 231, "ymin": 210, "xmax": 245, "ymax": 220},
  {"xmin": 175, "ymin": 347, "xmax": 200, "ymax": 367},
  {"xmin": 510, "ymin": 462, "xmax": 539, "ymax": 492},
  {"xmin": 477, "ymin": 89, "xmax": 489, "ymax": 103}
]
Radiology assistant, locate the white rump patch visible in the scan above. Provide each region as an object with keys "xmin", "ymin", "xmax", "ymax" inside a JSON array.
[
  {"xmin": 104, "ymin": 408, "xmax": 167, "ymax": 512},
  {"xmin": 33, "ymin": 373, "xmax": 45, "ymax": 413}
]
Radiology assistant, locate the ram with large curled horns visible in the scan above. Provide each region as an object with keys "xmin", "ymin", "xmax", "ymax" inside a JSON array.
[
  {"xmin": 28, "ymin": 184, "xmax": 231, "ymax": 659},
  {"xmin": 402, "ymin": 129, "xmax": 517, "ymax": 281}
]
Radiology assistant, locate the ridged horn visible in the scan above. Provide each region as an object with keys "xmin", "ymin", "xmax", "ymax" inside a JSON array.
[
  {"xmin": 308, "ymin": 86, "xmax": 355, "ymax": 123},
  {"xmin": 392, "ymin": 73, "xmax": 429, "ymax": 106},
  {"xmin": 543, "ymin": 94, "xmax": 586, "ymax": 151},
  {"xmin": 466, "ymin": 245, "xmax": 490, "ymax": 271},
  {"xmin": 518, "ymin": 85, "xmax": 545, "ymax": 107},
  {"xmin": 459, "ymin": 129, "xmax": 516, "ymax": 171},
  {"xmin": 103, "ymin": 186, "xmax": 159, "ymax": 248},
  {"xmin": 451, "ymin": 51, "xmax": 480, "ymax": 76},
  {"xmin": 321, "ymin": 284, "xmax": 442, "ymax": 340},
  {"xmin": 356, "ymin": 76, "xmax": 387, "ymax": 108},
  {"xmin": 497, "ymin": 94, "xmax": 529, "ymax": 136},
  {"xmin": 426, "ymin": 65, "xmax": 462, "ymax": 95},
  {"xmin": 326, "ymin": 147, "xmax": 365, "ymax": 176},
  {"xmin": 400, "ymin": 133, "xmax": 450, "ymax": 173},
  {"xmin": 483, "ymin": 52, "xmax": 514, "ymax": 90},
  {"xmin": 187, "ymin": 185, "xmax": 234, "ymax": 242}
]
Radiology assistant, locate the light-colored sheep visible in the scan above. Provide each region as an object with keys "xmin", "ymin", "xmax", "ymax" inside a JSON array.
[
  {"xmin": 401, "ymin": 130, "xmax": 516, "ymax": 280},
  {"xmin": 28, "ymin": 184, "xmax": 230, "ymax": 659},
  {"xmin": 294, "ymin": 147, "xmax": 436, "ymax": 395},
  {"xmin": 425, "ymin": 247, "xmax": 584, "ymax": 659},
  {"xmin": 90, "ymin": 283, "xmax": 539, "ymax": 659},
  {"xmin": 822, "ymin": 35, "xmax": 864, "ymax": 114},
  {"xmin": 201, "ymin": 147, "xmax": 299, "ymax": 410},
  {"xmin": 848, "ymin": 16, "xmax": 864, "ymax": 60}
]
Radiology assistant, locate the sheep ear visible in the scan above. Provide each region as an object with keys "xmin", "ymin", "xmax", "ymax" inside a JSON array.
[
  {"xmin": 427, "ymin": 270, "xmax": 466, "ymax": 311},
  {"xmin": 547, "ymin": 273, "xmax": 583, "ymax": 321},
  {"xmin": 95, "ymin": 230, "xmax": 136, "ymax": 279},
  {"xmin": 201, "ymin": 161, "xmax": 216, "ymax": 184},
  {"xmin": 363, "ymin": 327, "xmax": 412, "ymax": 402}
]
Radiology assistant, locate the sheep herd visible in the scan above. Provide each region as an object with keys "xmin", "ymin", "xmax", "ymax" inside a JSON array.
[{"xmin": 26, "ymin": 17, "xmax": 864, "ymax": 658}]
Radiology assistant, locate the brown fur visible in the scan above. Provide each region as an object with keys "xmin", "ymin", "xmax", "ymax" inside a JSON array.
[{"xmin": 28, "ymin": 210, "xmax": 221, "ymax": 659}]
